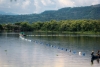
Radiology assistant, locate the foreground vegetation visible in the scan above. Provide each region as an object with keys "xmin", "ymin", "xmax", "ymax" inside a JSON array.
[{"xmin": 0, "ymin": 20, "xmax": 100, "ymax": 33}]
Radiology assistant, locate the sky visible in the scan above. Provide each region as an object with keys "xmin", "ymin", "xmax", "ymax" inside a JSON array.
[{"xmin": 0, "ymin": 0, "xmax": 100, "ymax": 14}]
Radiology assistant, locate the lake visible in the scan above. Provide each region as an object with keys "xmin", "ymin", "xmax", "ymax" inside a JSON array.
[{"xmin": 0, "ymin": 32, "xmax": 100, "ymax": 67}]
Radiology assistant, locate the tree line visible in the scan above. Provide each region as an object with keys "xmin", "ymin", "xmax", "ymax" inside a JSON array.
[{"xmin": 0, "ymin": 20, "xmax": 100, "ymax": 33}]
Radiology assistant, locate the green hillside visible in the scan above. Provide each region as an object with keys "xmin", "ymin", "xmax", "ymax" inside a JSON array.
[{"xmin": 0, "ymin": 4, "xmax": 100, "ymax": 23}]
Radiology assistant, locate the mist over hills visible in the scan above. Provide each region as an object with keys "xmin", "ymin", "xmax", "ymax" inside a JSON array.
[
  {"xmin": 0, "ymin": 11, "xmax": 16, "ymax": 15},
  {"xmin": 0, "ymin": 4, "xmax": 100, "ymax": 23}
]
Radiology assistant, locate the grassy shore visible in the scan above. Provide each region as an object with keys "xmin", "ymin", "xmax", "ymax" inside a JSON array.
[{"xmin": 31, "ymin": 31, "xmax": 100, "ymax": 35}]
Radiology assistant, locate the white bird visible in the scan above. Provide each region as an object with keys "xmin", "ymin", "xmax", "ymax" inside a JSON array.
[{"xmin": 79, "ymin": 52, "xmax": 81, "ymax": 56}]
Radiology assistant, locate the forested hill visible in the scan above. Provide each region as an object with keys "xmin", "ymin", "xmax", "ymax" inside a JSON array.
[{"xmin": 0, "ymin": 4, "xmax": 100, "ymax": 23}]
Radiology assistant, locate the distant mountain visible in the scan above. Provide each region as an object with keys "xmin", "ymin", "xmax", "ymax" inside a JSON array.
[
  {"xmin": 0, "ymin": 11, "xmax": 16, "ymax": 15},
  {"xmin": 92, "ymin": 4, "xmax": 100, "ymax": 7},
  {"xmin": 0, "ymin": 4, "xmax": 100, "ymax": 23}
]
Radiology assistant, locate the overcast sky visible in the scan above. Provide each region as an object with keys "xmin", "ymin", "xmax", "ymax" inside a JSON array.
[{"xmin": 0, "ymin": 0, "xmax": 100, "ymax": 14}]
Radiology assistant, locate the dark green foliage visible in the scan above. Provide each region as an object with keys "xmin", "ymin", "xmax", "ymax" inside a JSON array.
[
  {"xmin": 20, "ymin": 22, "xmax": 33, "ymax": 31},
  {"xmin": 0, "ymin": 5, "xmax": 100, "ymax": 24},
  {"xmin": 1, "ymin": 20, "xmax": 100, "ymax": 32}
]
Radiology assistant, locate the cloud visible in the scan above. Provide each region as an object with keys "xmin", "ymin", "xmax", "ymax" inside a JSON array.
[
  {"xmin": 71, "ymin": 0, "xmax": 100, "ymax": 6},
  {"xmin": 33, "ymin": 0, "xmax": 55, "ymax": 13},
  {"xmin": 58, "ymin": 0, "xmax": 75, "ymax": 7},
  {"xmin": 92, "ymin": 0, "xmax": 100, "ymax": 5},
  {"xmin": 41, "ymin": 0, "xmax": 54, "ymax": 6},
  {"xmin": 41, "ymin": 0, "xmax": 46, "ymax": 6},
  {"xmin": 0, "ymin": 0, "xmax": 4, "ymax": 4},
  {"xmin": 34, "ymin": 0, "xmax": 41, "ymax": 13},
  {"xmin": 0, "ymin": 0, "xmax": 100, "ymax": 14},
  {"xmin": 22, "ymin": 0, "xmax": 30, "ymax": 9}
]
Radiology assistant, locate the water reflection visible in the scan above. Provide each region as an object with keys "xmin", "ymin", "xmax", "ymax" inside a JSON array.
[{"xmin": 0, "ymin": 32, "xmax": 100, "ymax": 67}]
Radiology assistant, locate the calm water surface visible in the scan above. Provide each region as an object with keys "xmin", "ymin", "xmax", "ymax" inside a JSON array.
[{"xmin": 0, "ymin": 32, "xmax": 100, "ymax": 67}]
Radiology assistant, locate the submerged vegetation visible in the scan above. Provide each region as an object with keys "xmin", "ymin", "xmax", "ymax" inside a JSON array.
[{"xmin": 0, "ymin": 20, "xmax": 100, "ymax": 33}]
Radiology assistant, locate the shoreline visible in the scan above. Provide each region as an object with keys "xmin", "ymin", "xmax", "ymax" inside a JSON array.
[{"xmin": 1, "ymin": 31, "xmax": 100, "ymax": 35}]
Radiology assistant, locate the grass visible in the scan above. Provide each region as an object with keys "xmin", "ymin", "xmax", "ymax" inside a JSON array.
[{"xmin": 31, "ymin": 31, "xmax": 100, "ymax": 35}]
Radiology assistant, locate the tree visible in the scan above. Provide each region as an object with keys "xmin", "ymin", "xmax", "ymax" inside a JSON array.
[
  {"xmin": 32, "ymin": 22, "xmax": 42, "ymax": 31},
  {"xmin": 20, "ymin": 22, "xmax": 32, "ymax": 31},
  {"xmin": 41, "ymin": 22, "xmax": 50, "ymax": 31}
]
